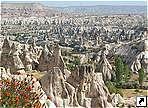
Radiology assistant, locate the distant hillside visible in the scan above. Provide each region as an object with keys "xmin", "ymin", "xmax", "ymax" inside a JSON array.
[
  {"xmin": 1, "ymin": 3, "xmax": 59, "ymax": 18},
  {"xmin": 56, "ymin": 5, "xmax": 147, "ymax": 15},
  {"xmin": 1, "ymin": 3, "xmax": 147, "ymax": 18}
]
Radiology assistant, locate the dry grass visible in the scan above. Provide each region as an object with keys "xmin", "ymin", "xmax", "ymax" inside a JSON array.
[
  {"xmin": 26, "ymin": 70, "xmax": 46, "ymax": 79},
  {"xmin": 122, "ymin": 89, "xmax": 148, "ymax": 98},
  {"xmin": 129, "ymin": 74, "xmax": 139, "ymax": 81},
  {"xmin": 31, "ymin": 72, "xmax": 46, "ymax": 80}
]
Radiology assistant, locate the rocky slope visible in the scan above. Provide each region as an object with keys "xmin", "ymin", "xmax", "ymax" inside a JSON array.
[{"xmin": 1, "ymin": 3, "xmax": 59, "ymax": 18}]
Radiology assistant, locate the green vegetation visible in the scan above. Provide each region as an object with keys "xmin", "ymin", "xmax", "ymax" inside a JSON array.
[
  {"xmin": 65, "ymin": 56, "xmax": 80, "ymax": 71},
  {"xmin": 105, "ymin": 81, "xmax": 123, "ymax": 96},
  {"xmin": 105, "ymin": 81, "xmax": 116, "ymax": 94},
  {"xmin": 62, "ymin": 49, "xmax": 81, "ymax": 71},
  {"xmin": 122, "ymin": 81, "xmax": 139, "ymax": 89},
  {"xmin": 115, "ymin": 56, "xmax": 124, "ymax": 87},
  {"xmin": 114, "ymin": 56, "xmax": 131, "ymax": 87},
  {"xmin": 73, "ymin": 57, "xmax": 81, "ymax": 66},
  {"xmin": 106, "ymin": 56, "xmax": 133, "ymax": 95},
  {"xmin": 138, "ymin": 68, "xmax": 145, "ymax": 87},
  {"xmin": 123, "ymin": 64, "xmax": 132, "ymax": 82}
]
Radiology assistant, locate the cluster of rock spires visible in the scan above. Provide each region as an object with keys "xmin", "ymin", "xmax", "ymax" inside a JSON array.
[
  {"xmin": 114, "ymin": 32, "xmax": 148, "ymax": 74},
  {"xmin": 0, "ymin": 37, "xmax": 113, "ymax": 108},
  {"xmin": 0, "ymin": 33, "xmax": 147, "ymax": 108},
  {"xmin": 0, "ymin": 2, "xmax": 147, "ymax": 108},
  {"xmin": 1, "ymin": 13, "xmax": 146, "ymax": 46},
  {"xmin": 131, "ymin": 38, "xmax": 148, "ymax": 73}
]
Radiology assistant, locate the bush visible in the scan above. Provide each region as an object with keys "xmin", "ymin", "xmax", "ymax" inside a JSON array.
[
  {"xmin": 73, "ymin": 57, "xmax": 80, "ymax": 65},
  {"xmin": 0, "ymin": 77, "xmax": 39, "ymax": 108},
  {"xmin": 106, "ymin": 81, "xmax": 123, "ymax": 96},
  {"xmin": 124, "ymin": 64, "xmax": 132, "ymax": 82},
  {"xmin": 66, "ymin": 56, "xmax": 80, "ymax": 71},
  {"xmin": 106, "ymin": 81, "xmax": 117, "ymax": 94},
  {"xmin": 115, "ymin": 82, "xmax": 123, "ymax": 88},
  {"xmin": 116, "ymin": 89, "xmax": 123, "ymax": 97}
]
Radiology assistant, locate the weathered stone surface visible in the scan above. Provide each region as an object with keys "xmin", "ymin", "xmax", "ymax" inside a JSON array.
[
  {"xmin": 96, "ymin": 50, "xmax": 113, "ymax": 81},
  {"xmin": 1, "ymin": 4, "xmax": 147, "ymax": 108},
  {"xmin": 67, "ymin": 65, "xmax": 113, "ymax": 108},
  {"xmin": 40, "ymin": 67, "xmax": 80, "ymax": 107},
  {"xmin": 38, "ymin": 43, "xmax": 65, "ymax": 73},
  {"xmin": 1, "ymin": 38, "xmax": 25, "ymax": 74},
  {"xmin": 111, "ymin": 93, "xmax": 125, "ymax": 107}
]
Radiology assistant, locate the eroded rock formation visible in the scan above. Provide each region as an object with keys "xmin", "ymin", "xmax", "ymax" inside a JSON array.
[
  {"xmin": 67, "ymin": 65, "xmax": 113, "ymax": 108},
  {"xmin": 96, "ymin": 49, "xmax": 113, "ymax": 81},
  {"xmin": 0, "ymin": 37, "xmax": 113, "ymax": 108},
  {"xmin": 130, "ymin": 37, "xmax": 148, "ymax": 73}
]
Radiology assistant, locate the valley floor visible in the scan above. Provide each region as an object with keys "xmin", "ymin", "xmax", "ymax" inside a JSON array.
[{"xmin": 122, "ymin": 89, "xmax": 148, "ymax": 98}]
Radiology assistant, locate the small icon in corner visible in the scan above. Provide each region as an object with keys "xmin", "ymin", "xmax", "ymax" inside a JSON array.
[{"xmin": 136, "ymin": 96, "xmax": 147, "ymax": 107}]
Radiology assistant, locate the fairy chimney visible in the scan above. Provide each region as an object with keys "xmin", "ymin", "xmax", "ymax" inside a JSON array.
[
  {"xmin": 0, "ymin": 38, "xmax": 11, "ymax": 69},
  {"xmin": 38, "ymin": 44, "xmax": 52, "ymax": 72},
  {"xmin": 1, "ymin": 38, "xmax": 24, "ymax": 74},
  {"xmin": 96, "ymin": 50, "xmax": 112, "ymax": 81}
]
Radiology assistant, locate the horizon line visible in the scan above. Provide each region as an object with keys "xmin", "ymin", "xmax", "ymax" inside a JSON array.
[{"xmin": 1, "ymin": 1, "xmax": 147, "ymax": 7}]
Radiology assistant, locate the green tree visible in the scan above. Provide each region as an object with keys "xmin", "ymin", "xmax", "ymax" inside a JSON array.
[
  {"xmin": 138, "ymin": 68, "xmax": 145, "ymax": 87},
  {"xmin": 115, "ymin": 56, "xmax": 124, "ymax": 86},
  {"xmin": 124, "ymin": 64, "xmax": 131, "ymax": 82}
]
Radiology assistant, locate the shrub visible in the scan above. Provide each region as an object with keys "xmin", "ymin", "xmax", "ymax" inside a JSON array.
[
  {"xmin": 0, "ymin": 76, "xmax": 39, "ymax": 108},
  {"xmin": 116, "ymin": 89, "xmax": 123, "ymax": 97},
  {"xmin": 124, "ymin": 64, "xmax": 132, "ymax": 82},
  {"xmin": 106, "ymin": 81, "xmax": 123, "ymax": 96},
  {"xmin": 106, "ymin": 81, "xmax": 117, "ymax": 94}
]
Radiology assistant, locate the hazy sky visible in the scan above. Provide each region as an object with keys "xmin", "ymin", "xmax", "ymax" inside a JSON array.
[
  {"xmin": 1, "ymin": 1, "xmax": 147, "ymax": 7},
  {"xmin": 42, "ymin": 1, "xmax": 147, "ymax": 7}
]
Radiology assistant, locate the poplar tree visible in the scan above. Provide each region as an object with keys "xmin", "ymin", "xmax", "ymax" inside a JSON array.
[
  {"xmin": 138, "ymin": 68, "xmax": 145, "ymax": 87},
  {"xmin": 115, "ymin": 56, "xmax": 124, "ymax": 86}
]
